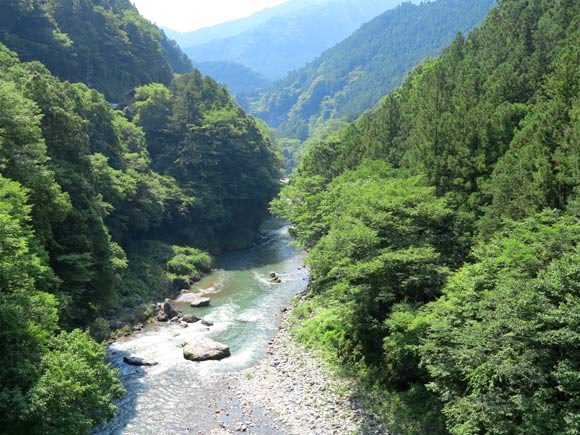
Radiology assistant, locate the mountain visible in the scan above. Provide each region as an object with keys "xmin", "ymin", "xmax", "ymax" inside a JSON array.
[
  {"xmin": 177, "ymin": 0, "xmax": 418, "ymax": 81},
  {"xmin": 0, "ymin": 1, "xmax": 283, "ymax": 431},
  {"xmin": 245, "ymin": 0, "xmax": 497, "ymax": 139},
  {"xmin": 0, "ymin": 0, "xmax": 192, "ymax": 101},
  {"xmin": 273, "ymin": 0, "xmax": 579, "ymax": 432},
  {"xmin": 164, "ymin": 0, "xmax": 324, "ymax": 48},
  {"xmin": 192, "ymin": 61, "xmax": 270, "ymax": 95}
]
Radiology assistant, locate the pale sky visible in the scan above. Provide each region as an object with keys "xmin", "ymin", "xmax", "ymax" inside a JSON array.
[{"xmin": 131, "ymin": 0, "xmax": 289, "ymax": 32}]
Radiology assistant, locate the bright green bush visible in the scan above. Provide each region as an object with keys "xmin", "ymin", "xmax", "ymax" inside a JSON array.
[
  {"xmin": 166, "ymin": 246, "xmax": 213, "ymax": 289},
  {"xmin": 421, "ymin": 212, "xmax": 580, "ymax": 434},
  {"xmin": 28, "ymin": 330, "xmax": 123, "ymax": 434}
]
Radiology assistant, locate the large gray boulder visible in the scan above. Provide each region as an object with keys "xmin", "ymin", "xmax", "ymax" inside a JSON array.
[
  {"xmin": 157, "ymin": 299, "xmax": 179, "ymax": 322},
  {"xmin": 183, "ymin": 337, "xmax": 230, "ymax": 362},
  {"xmin": 190, "ymin": 297, "xmax": 211, "ymax": 308},
  {"xmin": 163, "ymin": 299, "xmax": 179, "ymax": 318}
]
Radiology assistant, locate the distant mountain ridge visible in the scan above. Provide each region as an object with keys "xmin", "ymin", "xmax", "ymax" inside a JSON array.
[
  {"xmin": 173, "ymin": 0, "xmax": 417, "ymax": 81},
  {"xmin": 192, "ymin": 61, "xmax": 271, "ymax": 95},
  {"xmin": 164, "ymin": 0, "xmax": 329, "ymax": 48},
  {"xmin": 244, "ymin": 0, "xmax": 497, "ymax": 139}
]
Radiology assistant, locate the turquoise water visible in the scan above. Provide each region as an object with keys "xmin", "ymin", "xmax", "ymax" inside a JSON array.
[{"xmin": 97, "ymin": 220, "xmax": 307, "ymax": 434}]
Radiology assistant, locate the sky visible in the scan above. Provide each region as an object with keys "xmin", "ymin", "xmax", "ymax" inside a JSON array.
[{"xmin": 130, "ymin": 0, "xmax": 289, "ymax": 32}]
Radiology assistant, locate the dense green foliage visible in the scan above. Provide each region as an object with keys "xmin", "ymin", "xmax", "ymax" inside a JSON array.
[
  {"xmin": 180, "ymin": 0, "xmax": 413, "ymax": 81},
  {"xmin": 0, "ymin": 0, "xmax": 192, "ymax": 101},
  {"xmin": 245, "ymin": 0, "xmax": 495, "ymax": 140},
  {"xmin": 276, "ymin": 0, "xmax": 580, "ymax": 432},
  {"xmin": 0, "ymin": 22, "xmax": 280, "ymax": 429},
  {"xmin": 421, "ymin": 212, "xmax": 579, "ymax": 434},
  {"xmin": 0, "ymin": 173, "xmax": 123, "ymax": 433},
  {"xmin": 132, "ymin": 73, "xmax": 282, "ymax": 251}
]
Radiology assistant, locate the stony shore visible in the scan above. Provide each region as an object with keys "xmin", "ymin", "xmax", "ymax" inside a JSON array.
[{"xmin": 206, "ymin": 304, "xmax": 388, "ymax": 435}]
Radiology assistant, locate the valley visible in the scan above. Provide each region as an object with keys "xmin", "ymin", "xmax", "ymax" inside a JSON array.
[{"xmin": 0, "ymin": 0, "xmax": 578, "ymax": 434}]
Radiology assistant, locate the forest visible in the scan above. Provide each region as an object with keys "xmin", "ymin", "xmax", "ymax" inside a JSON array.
[
  {"xmin": 0, "ymin": 0, "xmax": 578, "ymax": 433},
  {"xmin": 273, "ymin": 0, "xmax": 579, "ymax": 432},
  {"xmin": 0, "ymin": 0, "xmax": 192, "ymax": 101},
  {"xmin": 243, "ymin": 0, "xmax": 495, "ymax": 140},
  {"xmin": 0, "ymin": 1, "xmax": 281, "ymax": 432}
]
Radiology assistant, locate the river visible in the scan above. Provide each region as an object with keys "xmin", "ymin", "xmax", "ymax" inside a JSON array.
[{"xmin": 97, "ymin": 219, "xmax": 308, "ymax": 434}]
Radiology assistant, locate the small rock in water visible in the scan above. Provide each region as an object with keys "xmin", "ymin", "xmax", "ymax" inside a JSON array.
[
  {"xmin": 123, "ymin": 356, "xmax": 158, "ymax": 366},
  {"xmin": 191, "ymin": 297, "xmax": 211, "ymax": 308},
  {"xmin": 268, "ymin": 272, "xmax": 282, "ymax": 284},
  {"xmin": 201, "ymin": 319, "xmax": 214, "ymax": 326},
  {"xmin": 182, "ymin": 314, "xmax": 200, "ymax": 323}
]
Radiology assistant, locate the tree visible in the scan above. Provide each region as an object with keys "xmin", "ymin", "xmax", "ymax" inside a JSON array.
[{"xmin": 421, "ymin": 212, "xmax": 580, "ymax": 434}]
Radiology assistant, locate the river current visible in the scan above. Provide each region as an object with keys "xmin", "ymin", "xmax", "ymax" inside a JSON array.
[{"xmin": 97, "ymin": 220, "xmax": 307, "ymax": 434}]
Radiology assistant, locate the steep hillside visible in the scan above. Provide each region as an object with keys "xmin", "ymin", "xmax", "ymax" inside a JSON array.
[
  {"xmin": 0, "ymin": 2, "xmax": 280, "ymax": 434},
  {"xmin": 0, "ymin": 0, "xmax": 192, "ymax": 101},
  {"xmin": 274, "ymin": 0, "xmax": 579, "ymax": 432},
  {"xmin": 246, "ymin": 0, "xmax": 496, "ymax": 139},
  {"xmin": 180, "ymin": 0, "xmax": 416, "ymax": 81}
]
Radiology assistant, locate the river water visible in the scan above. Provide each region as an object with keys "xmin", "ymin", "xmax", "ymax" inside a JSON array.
[{"xmin": 97, "ymin": 220, "xmax": 308, "ymax": 434}]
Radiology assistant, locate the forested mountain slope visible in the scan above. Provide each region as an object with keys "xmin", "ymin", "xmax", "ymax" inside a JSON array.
[
  {"xmin": 245, "ymin": 0, "xmax": 496, "ymax": 139},
  {"xmin": 0, "ymin": 38, "xmax": 280, "ymax": 432},
  {"xmin": 192, "ymin": 61, "xmax": 271, "ymax": 95},
  {"xmin": 0, "ymin": 0, "xmax": 192, "ymax": 101},
  {"xmin": 274, "ymin": 0, "xmax": 580, "ymax": 432},
  {"xmin": 180, "ymin": 0, "xmax": 416, "ymax": 81}
]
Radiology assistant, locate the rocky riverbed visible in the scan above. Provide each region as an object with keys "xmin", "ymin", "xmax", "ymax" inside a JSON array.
[
  {"xmin": 97, "ymin": 222, "xmax": 387, "ymax": 434},
  {"xmin": 206, "ymin": 304, "xmax": 388, "ymax": 435}
]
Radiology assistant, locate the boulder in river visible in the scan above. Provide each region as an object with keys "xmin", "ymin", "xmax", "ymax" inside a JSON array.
[
  {"xmin": 201, "ymin": 319, "xmax": 214, "ymax": 326},
  {"xmin": 157, "ymin": 299, "xmax": 180, "ymax": 322},
  {"xmin": 123, "ymin": 356, "xmax": 158, "ymax": 366},
  {"xmin": 183, "ymin": 337, "xmax": 230, "ymax": 361},
  {"xmin": 157, "ymin": 310, "xmax": 169, "ymax": 322},
  {"xmin": 182, "ymin": 314, "xmax": 200, "ymax": 323},
  {"xmin": 268, "ymin": 272, "xmax": 282, "ymax": 284},
  {"xmin": 163, "ymin": 299, "xmax": 179, "ymax": 318},
  {"xmin": 190, "ymin": 297, "xmax": 211, "ymax": 308}
]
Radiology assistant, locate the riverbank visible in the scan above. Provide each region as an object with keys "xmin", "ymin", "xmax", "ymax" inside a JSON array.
[{"xmin": 207, "ymin": 300, "xmax": 388, "ymax": 435}]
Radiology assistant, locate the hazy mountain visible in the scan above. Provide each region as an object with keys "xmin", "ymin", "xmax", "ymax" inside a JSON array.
[
  {"xmin": 173, "ymin": 0, "xmax": 418, "ymax": 81},
  {"xmin": 192, "ymin": 61, "xmax": 270, "ymax": 95},
  {"xmin": 244, "ymin": 0, "xmax": 496, "ymax": 139},
  {"xmin": 164, "ymin": 0, "xmax": 326, "ymax": 48}
]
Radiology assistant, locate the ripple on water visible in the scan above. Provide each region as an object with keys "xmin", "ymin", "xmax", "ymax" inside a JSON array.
[{"xmin": 96, "ymin": 221, "xmax": 308, "ymax": 434}]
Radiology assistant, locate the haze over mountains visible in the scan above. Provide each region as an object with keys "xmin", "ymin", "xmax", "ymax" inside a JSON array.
[
  {"xmin": 243, "ymin": 0, "xmax": 496, "ymax": 139},
  {"xmin": 168, "ymin": 0, "xmax": 419, "ymax": 83}
]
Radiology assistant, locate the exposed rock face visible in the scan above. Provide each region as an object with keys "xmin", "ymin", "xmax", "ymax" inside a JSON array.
[
  {"xmin": 123, "ymin": 356, "xmax": 158, "ymax": 366},
  {"xmin": 157, "ymin": 299, "xmax": 180, "ymax": 322},
  {"xmin": 191, "ymin": 297, "xmax": 211, "ymax": 308},
  {"xmin": 183, "ymin": 337, "xmax": 230, "ymax": 361},
  {"xmin": 163, "ymin": 299, "xmax": 179, "ymax": 318}
]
